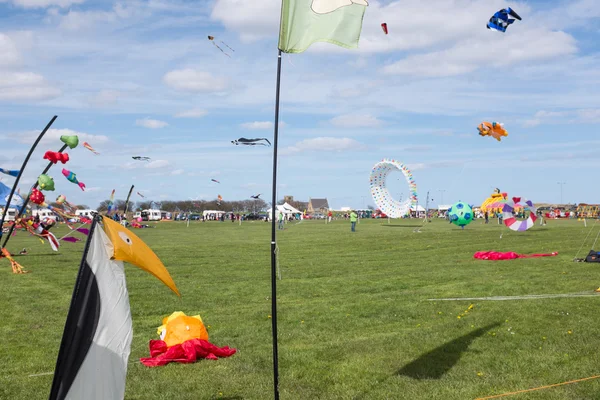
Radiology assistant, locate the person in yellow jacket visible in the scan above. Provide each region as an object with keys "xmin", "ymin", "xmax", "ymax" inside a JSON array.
[{"xmin": 350, "ymin": 210, "xmax": 358, "ymax": 232}]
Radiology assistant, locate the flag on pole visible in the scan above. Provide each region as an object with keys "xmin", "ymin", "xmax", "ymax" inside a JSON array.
[
  {"xmin": 278, "ymin": 0, "xmax": 368, "ymax": 53},
  {"xmin": 49, "ymin": 216, "xmax": 178, "ymax": 400}
]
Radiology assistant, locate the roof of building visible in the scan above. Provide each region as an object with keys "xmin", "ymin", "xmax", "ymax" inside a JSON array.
[{"xmin": 309, "ymin": 198, "xmax": 329, "ymax": 209}]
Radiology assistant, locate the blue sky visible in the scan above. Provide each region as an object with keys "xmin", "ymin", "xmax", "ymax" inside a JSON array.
[{"xmin": 0, "ymin": 0, "xmax": 599, "ymax": 210}]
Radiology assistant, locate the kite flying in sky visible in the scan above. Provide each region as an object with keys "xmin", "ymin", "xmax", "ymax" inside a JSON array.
[
  {"xmin": 477, "ymin": 121, "xmax": 508, "ymax": 142},
  {"xmin": 211, "ymin": 179, "xmax": 220, "ymax": 184},
  {"xmin": 381, "ymin": 23, "xmax": 388, "ymax": 35},
  {"xmin": 62, "ymin": 168, "xmax": 86, "ymax": 191},
  {"xmin": 83, "ymin": 142, "xmax": 100, "ymax": 155},
  {"xmin": 487, "ymin": 8, "xmax": 521, "ymax": 32},
  {"xmin": 208, "ymin": 35, "xmax": 234, "ymax": 58},
  {"xmin": 137, "ymin": 192, "xmax": 145, "ymax": 198},
  {"xmin": 231, "ymin": 137, "xmax": 271, "ymax": 146},
  {"xmin": 132, "ymin": 156, "xmax": 151, "ymax": 161},
  {"xmin": 251, "ymin": 194, "xmax": 261, "ymax": 199},
  {"xmin": 43, "ymin": 151, "xmax": 70, "ymax": 164}
]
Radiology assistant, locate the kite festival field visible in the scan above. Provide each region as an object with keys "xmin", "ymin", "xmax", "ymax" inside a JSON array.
[{"xmin": 2, "ymin": 218, "xmax": 600, "ymax": 399}]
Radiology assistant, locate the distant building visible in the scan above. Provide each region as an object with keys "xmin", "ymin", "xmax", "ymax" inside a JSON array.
[
  {"xmin": 308, "ymin": 198, "xmax": 329, "ymax": 213},
  {"xmin": 284, "ymin": 195, "xmax": 294, "ymax": 203}
]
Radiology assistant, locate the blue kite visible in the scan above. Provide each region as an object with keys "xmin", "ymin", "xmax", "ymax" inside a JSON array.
[
  {"xmin": 0, "ymin": 167, "xmax": 20, "ymax": 177},
  {"xmin": 0, "ymin": 181, "xmax": 25, "ymax": 210},
  {"xmin": 487, "ymin": 7, "xmax": 522, "ymax": 32}
]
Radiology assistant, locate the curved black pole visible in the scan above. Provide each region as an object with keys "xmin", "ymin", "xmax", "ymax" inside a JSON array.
[
  {"xmin": 0, "ymin": 116, "xmax": 57, "ymax": 244},
  {"xmin": 270, "ymin": 49, "xmax": 282, "ymax": 400},
  {"xmin": 123, "ymin": 185, "xmax": 135, "ymax": 215},
  {"xmin": 2, "ymin": 141, "xmax": 68, "ymax": 249}
]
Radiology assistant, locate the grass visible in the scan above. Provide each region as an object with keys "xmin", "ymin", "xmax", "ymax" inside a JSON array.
[{"xmin": 2, "ymin": 217, "xmax": 600, "ymax": 399}]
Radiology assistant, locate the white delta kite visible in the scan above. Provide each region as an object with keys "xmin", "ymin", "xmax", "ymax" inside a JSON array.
[{"xmin": 311, "ymin": 0, "xmax": 368, "ymax": 14}]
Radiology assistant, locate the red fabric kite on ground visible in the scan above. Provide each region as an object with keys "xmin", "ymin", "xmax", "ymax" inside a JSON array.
[{"xmin": 474, "ymin": 251, "xmax": 558, "ymax": 260}]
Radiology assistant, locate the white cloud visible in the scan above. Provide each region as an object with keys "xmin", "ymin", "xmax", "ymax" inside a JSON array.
[
  {"xmin": 0, "ymin": 34, "xmax": 21, "ymax": 66},
  {"xmin": 5, "ymin": 0, "xmax": 84, "ymax": 8},
  {"xmin": 174, "ymin": 108, "xmax": 208, "ymax": 118},
  {"xmin": 7, "ymin": 128, "xmax": 109, "ymax": 146},
  {"xmin": 383, "ymin": 28, "xmax": 577, "ymax": 77},
  {"xmin": 211, "ymin": 0, "xmax": 279, "ymax": 42},
  {"xmin": 171, "ymin": 169, "xmax": 184, "ymax": 175},
  {"xmin": 0, "ymin": 72, "xmax": 61, "ymax": 101},
  {"xmin": 240, "ymin": 121, "xmax": 286, "ymax": 130},
  {"xmin": 88, "ymin": 89, "xmax": 120, "ymax": 107},
  {"xmin": 282, "ymin": 137, "xmax": 366, "ymax": 155},
  {"xmin": 145, "ymin": 159, "xmax": 170, "ymax": 169},
  {"xmin": 524, "ymin": 109, "xmax": 600, "ymax": 127},
  {"xmin": 135, "ymin": 118, "xmax": 168, "ymax": 129},
  {"xmin": 163, "ymin": 69, "xmax": 228, "ymax": 93},
  {"xmin": 330, "ymin": 114, "xmax": 383, "ymax": 128}
]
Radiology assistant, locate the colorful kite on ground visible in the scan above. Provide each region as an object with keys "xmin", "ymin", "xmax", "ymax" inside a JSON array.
[
  {"xmin": 477, "ymin": 121, "xmax": 508, "ymax": 141},
  {"xmin": 502, "ymin": 198, "xmax": 537, "ymax": 231},
  {"xmin": 0, "ymin": 168, "xmax": 19, "ymax": 177},
  {"xmin": 83, "ymin": 142, "xmax": 100, "ymax": 155},
  {"xmin": 448, "ymin": 201, "xmax": 473, "ymax": 229},
  {"xmin": 231, "ymin": 137, "xmax": 271, "ymax": 146},
  {"xmin": 474, "ymin": 251, "xmax": 557, "ymax": 260},
  {"xmin": 43, "ymin": 151, "xmax": 70, "ymax": 164},
  {"xmin": 62, "ymin": 169, "xmax": 86, "ymax": 191},
  {"xmin": 370, "ymin": 159, "xmax": 417, "ymax": 218},
  {"xmin": 487, "ymin": 8, "xmax": 522, "ymax": 32},
  {"xmin": 140, "ymin": 311, "xmax": 236, "ymax": 367}
]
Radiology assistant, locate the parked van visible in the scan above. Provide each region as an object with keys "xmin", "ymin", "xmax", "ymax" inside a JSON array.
[
  {"xmin": 141, "ymin": 209, "xmax": 161, "ymax": 221},
  {"xmin": 1, "ymin": 207, "xmax": 18, "ymax": 222},
  {"xmin": 75, "ymin": 209, "xmax": 96, "ymax": 220},
  {"xmin": 32, "ymin": 209, "xmax": 58, "ymax": 221}
]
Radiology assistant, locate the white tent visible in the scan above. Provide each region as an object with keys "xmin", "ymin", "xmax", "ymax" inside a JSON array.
[
  {"xmin": 266, "ymin": 205, "xmax": 293, "ymax": 220},
  {"xmin": 281, "ymin": 202, "xmax": 301, "ymax": 214},
  {"xmin": 410, "ymin": 205, "xmax": 426, "ymax": 212}
]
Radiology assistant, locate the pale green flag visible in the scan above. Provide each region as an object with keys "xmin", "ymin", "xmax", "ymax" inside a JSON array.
[{"xmin": 278, "ymin": 0, "xmax": 368, "ymax": 53}]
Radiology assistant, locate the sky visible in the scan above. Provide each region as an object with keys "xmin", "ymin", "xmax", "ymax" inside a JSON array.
[{"xmin": 0, "ymin": 0, "xmax": 599, "ymax": 210}]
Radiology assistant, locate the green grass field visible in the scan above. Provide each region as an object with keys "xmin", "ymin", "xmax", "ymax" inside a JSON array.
[{"xmin": 2, "ymin": 217, "xmax": 600, "ymax": 399}]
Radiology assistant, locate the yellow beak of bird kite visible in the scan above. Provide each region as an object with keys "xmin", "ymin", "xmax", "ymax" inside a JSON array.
[{"xmin": 102, "ymin": 216, "xmax": 180, "ymax": 296}]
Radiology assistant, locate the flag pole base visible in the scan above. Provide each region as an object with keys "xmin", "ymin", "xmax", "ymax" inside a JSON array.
[{"xmin": 1, "ymin": 248, "xmax": 28, "ymax": 274}]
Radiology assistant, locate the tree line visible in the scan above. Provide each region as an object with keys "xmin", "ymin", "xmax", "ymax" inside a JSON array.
[{"xmin": 93, "ymin": 198, "xmax": 311, "ymax": 214}]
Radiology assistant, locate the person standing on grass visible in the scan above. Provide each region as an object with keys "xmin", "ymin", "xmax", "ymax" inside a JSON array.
[
  {"xmin": 350, "ymin": 210, "xmax": 358, "ymax": 232},
  {"xmin": 328, "ymin": 210, "xmax": 333, "ymax": 223},
  {"xmin": 278, "ymin": 210, "xmax": 284, "ymax": 230}
]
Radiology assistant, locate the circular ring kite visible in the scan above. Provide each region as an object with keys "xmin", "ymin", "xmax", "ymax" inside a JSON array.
[
  {"xmin": 370, "ymin": 159, "xmax": 417, "ymax": 218},
  {"xmin": 502, "ymin": 198, "xmax": 537, "ymax": 231}
]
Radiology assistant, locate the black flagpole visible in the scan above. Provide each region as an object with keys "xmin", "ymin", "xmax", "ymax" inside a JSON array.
[
  {"xmin": 270, "ymin": 48, "xmax": 283, "ymax": 400},
  {"xmin": 0, "ymin": 116, "xmax": 57, "ymax": 244},
  {"xmin": 2, "ymin": 142, "xmax": 68, "ymax": 249}
]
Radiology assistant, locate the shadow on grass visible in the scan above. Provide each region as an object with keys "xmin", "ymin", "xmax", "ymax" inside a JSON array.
[
  {"xmin": 381, "ymin": 225, "xmax": 425, "ymax": 228},
  {"xmin": 396, "ymin": 322, "xmax": 501, "ymax": 380}
]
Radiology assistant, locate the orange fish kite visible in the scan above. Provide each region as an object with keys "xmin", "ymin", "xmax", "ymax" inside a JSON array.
[{"xmin": 477, "ymin": 121, "xmax": 508, "ymax": 142}]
